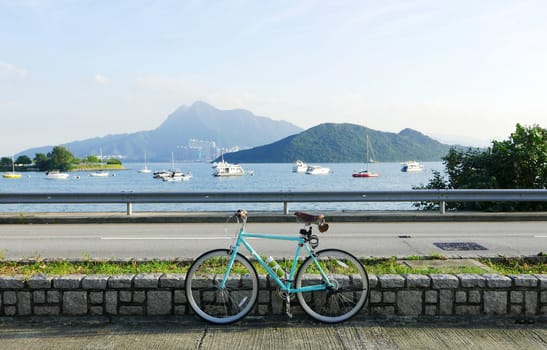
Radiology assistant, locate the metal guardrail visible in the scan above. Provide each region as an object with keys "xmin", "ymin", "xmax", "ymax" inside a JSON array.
[{"xmin": 1, "ymin": 189, "xmax": 546, "ymax": 215}]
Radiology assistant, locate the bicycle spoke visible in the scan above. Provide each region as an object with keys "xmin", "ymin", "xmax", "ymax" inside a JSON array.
[
  {"xmin": 295, "ymin": 249, "xmax": 369, "ymax": 323},
  {"xmin": 186, "ymin": 249, "xmax": 258, "ymax": 324}
]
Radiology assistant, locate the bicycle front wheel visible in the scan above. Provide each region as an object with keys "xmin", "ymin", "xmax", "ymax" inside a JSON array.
[
  {"xmin": 295, "ymin": 249, "xmax": 369, "ymax": 323},
  {"xmin": 185, "ymin": 249, "xmax": 258, "ymax": 324}
]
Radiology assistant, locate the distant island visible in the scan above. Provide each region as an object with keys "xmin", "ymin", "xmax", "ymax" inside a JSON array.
[
  {"xmin": 14, "ymin": 101, "xmax": 467, "ymax": 163},
  {"xmin": 1, "ymin": 146, "xmax": 125, "ymax": 173},
  {"xmin": 217, "ymin": 123, "xmax": 460, "ymax": 163},
  {"xmin": 17, "ymin": 101, "xmax": 302, "ymax": 163}
]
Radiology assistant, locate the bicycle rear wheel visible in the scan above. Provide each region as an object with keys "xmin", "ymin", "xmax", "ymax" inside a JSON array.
[
  {"xmin": 185, "ymin": 249, "xmax": 258, "ymax": 324},
  {"xmin": 295, "ymin": 249, "xmax": 369, "ymax": 323}
]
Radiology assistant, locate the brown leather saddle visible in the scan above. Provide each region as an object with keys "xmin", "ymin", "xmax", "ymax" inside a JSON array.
[{"xmin": 294, "ymin": 211, "xmax": 329, "ymax": 233}]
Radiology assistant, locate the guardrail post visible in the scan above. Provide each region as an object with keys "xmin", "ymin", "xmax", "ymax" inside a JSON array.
[
  {"xmin": 284, "ymin": 201, "xmax": 289, "ymax": 215},
  {"xmin": 440, "ymin": 201, "xmax": 446, "ymax": 214},
  {"xmin": 127, "ymin": 202, "xmax": 133, "ymax": 216}
]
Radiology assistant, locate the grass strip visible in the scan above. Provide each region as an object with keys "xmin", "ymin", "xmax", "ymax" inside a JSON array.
[{"xmin": 0, "ymin": 257, "xmax": 543, "ymax": 277}]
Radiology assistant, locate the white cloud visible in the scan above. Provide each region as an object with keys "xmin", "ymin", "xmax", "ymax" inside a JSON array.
[
  {"xmin": 0, "ymin": 61, "xmax": 28, "ymax": 79},
  {"xmin": 94, "ymin": 74, "xmax": 109, "ymax": 84}
]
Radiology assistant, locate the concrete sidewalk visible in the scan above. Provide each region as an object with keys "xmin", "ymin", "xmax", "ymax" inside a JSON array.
[
  {"xmin": 0, "ymin": 317, "xmax": 545, "ymax": 350},
  {"xmin": 2, "ymin": 210, "xmax": 547, "ymax": 224}
]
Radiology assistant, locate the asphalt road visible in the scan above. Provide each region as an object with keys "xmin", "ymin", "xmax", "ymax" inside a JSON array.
[{"xmin": 0, "ymin": 221, "xmax": 545, "ymax": 260}]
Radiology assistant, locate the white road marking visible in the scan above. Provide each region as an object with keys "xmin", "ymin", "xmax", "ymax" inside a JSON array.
[{"xmin": 534, "ymin": 235, "xmax": 547, "ymax": 238}]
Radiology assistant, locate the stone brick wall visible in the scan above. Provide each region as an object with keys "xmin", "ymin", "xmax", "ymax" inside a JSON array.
[{"xmin": 1, "ymin": 273, "xmax": 545, "ymax": 319}]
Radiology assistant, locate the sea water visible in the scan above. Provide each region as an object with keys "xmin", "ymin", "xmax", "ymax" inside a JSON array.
[{"xmin": 0, "ymin": 162, "xmax": 444, "ymax": 213}]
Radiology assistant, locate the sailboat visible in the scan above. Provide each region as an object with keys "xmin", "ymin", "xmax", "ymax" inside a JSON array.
[
  {"xmin": 160, "ymin": 152, "xmax": 192, "ymax": 182},
  {"xmin": 352, "ymin": 134, "xmax": 379, "ymax": 178},
  {"xmin": 2, "ymin": 156, "xmax": 22, "ymax": 179},
  {"xmin": 89, "ymin": 148, "xmax": 109, "ymax": 177},
  {"xmin": 138, "ymin": 152, "xmax": 152, "ymax": 173}
]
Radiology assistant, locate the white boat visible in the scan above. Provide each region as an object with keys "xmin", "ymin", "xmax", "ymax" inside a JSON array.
[
  {"xmin": 352, "ymin": 134, "xmax": 379, "ymax": 178},
  {"xmin": 138, "ymin": 152, "xmax": 152, "ymax": 173},
  {"xmin": 158, "ymin": 152, "xmax": 191, "ymax": 181},
  {"xmin": 90, "ymin": 148, "xmax": 109, "ymax": 177},
  {"xmin": 401, "ymin": 161, "xmax": 424, "ymax": 172},
  {"xmin": 292, "ymin": 160, "xmax": 308, "ymax": 173},
  {"xmin": 2, "ymin": 157, "xmax": 22, "ymax": 179},
  {"xmin": 212, "ymin": 157, "xmax": 245, "ymax": 177},
  {"xmin": 162, "ymin": 171, "xmax": 192, "ymax": 182},
  {"xmin": 89, "ymin": 170, "xmax": 109, "ymax": 177},
  {"xmin": 45, "ymin": 170, "xmax": 69, "ymax": 180},
  {"xmin": 153, "ymin": 170, "xmax": 170, "ymax": 179},
  {"xmin": 305, "ymin": 165, "xmax": 330, "ymax": 175}
]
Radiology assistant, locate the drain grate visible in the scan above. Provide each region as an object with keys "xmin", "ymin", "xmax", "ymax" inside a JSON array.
[{"xmin": 434, "ymin": 242, "xmax": 488, "ymax": 251}]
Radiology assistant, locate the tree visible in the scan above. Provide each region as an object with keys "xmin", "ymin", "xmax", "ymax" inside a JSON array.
[
  {"xmin": 490, "ymin": 124, "xmax": 547, "ymax": 189},
  {"xmin": 33, "ymin": 146, "xmax": 76, "ymax": 172},
  {"xmin": 47, "ymin": 146, "xmax": 75, "ymax": 172},
  {"xmin": 106, "ymin": 158, "xmax": 122, "ymax": 165},
  {"xmin": 15, "ymin": 155, "xmax": 32, "ymax": 165},
  {"xmin": 85, "ymin": 155, "xmax": 100, "ymax": 163},
  {"xmin": 33, "ymin": 153, "xmax": 49, "ymax": 171},
  {"xmin": 416, "ymin": 124, "xmax": 547, "ymax": 211},
  {"xmin": 0, "ymin": 157, "xmax": 13, "ymax": 170}
]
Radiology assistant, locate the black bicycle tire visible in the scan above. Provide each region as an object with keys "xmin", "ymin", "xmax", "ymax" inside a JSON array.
[
  {"xmin": 295, "ymin": 248, "xmax": 369, "ymax": 323},
  {"xmin": 185, "ymin": 249, "xmax": 258, "ymax": 324}
]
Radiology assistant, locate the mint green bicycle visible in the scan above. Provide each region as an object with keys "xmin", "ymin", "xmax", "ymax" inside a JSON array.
[{"xmin": 185, "ymin": 210, "xmax": 369, "ymax": 324}]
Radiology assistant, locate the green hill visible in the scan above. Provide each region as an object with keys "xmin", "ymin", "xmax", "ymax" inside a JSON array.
[{"xmin": 218, "ymin": 123, "xmax": 456, "ymax": 163}]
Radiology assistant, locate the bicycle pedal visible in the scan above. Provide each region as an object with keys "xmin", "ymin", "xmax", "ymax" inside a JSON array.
[{"xmin": 285, "ymin": 296, "xmax": 293, "ymax": 318}]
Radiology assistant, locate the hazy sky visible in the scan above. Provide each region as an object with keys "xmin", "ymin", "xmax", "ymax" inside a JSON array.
[{"xmin": 1, "ymin": 0, "xmax": 546, "ymax": 156}]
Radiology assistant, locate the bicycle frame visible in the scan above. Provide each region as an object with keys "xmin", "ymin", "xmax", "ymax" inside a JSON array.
[{"xmin": 220, "ymin": 225, "xmax": 334, "ymax": 294}]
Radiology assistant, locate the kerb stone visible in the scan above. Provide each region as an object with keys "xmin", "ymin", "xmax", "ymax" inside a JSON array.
[
  {"xmin": 160, "ymin": 274, "xmax": 185, "ymax": 288},
  {"xmin": 82, "ymin": 275, "xmax": 109, "ymax": 290},
  {"xmin": 0, "ymin": 276, "xmax": 25, "ymax": 289},
  {"xmin": 457, "ymin": 274, "xmax": 486, "ymax": 288},
  {"xmin": 511, "ymin": 275, "xmax": 538, "ymax": 288},
  {"xmin": 108, "ymin": 275, "xmax": 134, "ymax": 289},
  {"xmin": 405, "ymin": 274, "xmax": 431, "ymax": 288},
  {"xmin": 430, "ymin": 274, "xmax": 459, "ymax": 289},
  {"xmin": 134, "ymin": 274, "xmax": 161, "ymax": 289},
  {"xmin": 54, "ymin": 275, "xmax": 83, "ymax": 289},
  {"xmin": 27, "ymin": 275, "xmax": 53, "ymax": 289},
  {"xmin": 484, "ymin": 274, "xmax": 512, "ymax": 288},
  {"xmin": 378, "ymin": 275, "xmax": 405, "ymax": 288}
]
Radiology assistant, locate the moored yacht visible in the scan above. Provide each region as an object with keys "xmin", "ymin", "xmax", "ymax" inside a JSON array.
[
  {"xmin": 2, "ymin": 156, "xmax": 22, "ymax": 179},
  {"xmin": 213, "ymin": 162, "xmax": 245, "ymax": 176},
  {"xmin": 401, "ymin": 161, "xmax": 424, "ymax": 172},
  {"xmin": 292, "ymin": 160, "xmax": 308, "ymax": 173},
  {"xmin": 45, "ymin": 170, "xmax": 69, "ymax": 180},
  {"xmin": 162, "ymin": 171, "xmax": 192, "ymax": 182},
  {"xmin": 305, "ymin": 165, "xmax": 330, "ymax": 175}
]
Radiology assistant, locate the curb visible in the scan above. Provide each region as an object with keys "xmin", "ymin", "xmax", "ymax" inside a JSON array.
[{"xmin": 2, "ymin": 211, "xmax": 547, "ymax": 224}]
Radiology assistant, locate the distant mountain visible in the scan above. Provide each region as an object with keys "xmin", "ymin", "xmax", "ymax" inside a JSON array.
[
  {"xmin": 218, "ymin": 123, "xmax": 458, "ymax": 163},
  {"xmin": 17, "ymin": 101, "xmax": 303, "ymax": 162}
]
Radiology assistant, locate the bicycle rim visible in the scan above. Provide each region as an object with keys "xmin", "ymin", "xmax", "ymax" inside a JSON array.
[
  {"xmin": 185, "ymin": 249, "xmax": 258, "ymax": 324},
  {"xmin": 295, "ymin": 249, "xmax": 369, "ymax": 323}
]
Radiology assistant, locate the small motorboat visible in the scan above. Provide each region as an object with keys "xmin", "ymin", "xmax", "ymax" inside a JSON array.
[
  {"xmin": 292, "ymin": 160, "xmax": 308, "ymax": 173},
  {"xmin": 305, "ymin": 165, "xmax": 330, "ymax": 175},
  {"xmin": 45, "ymin": 170, "xmax": 69, "ymax": 180}
]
